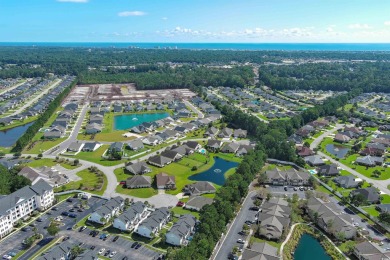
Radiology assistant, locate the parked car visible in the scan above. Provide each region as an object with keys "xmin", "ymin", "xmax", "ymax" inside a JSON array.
[
  {"xmin": 131, "ymin": 242, "xmax": 139, "ymax": 248},
  {"xmin": 237, "ymin": 238, "xmax": 245, "ymax": 244},
  {"xmin": 36, "ymin": 218, "xmax": 43, "ymax": 222},
  {"xmin": 249, "ymin": 206, "xmax": 259, "ymax": 211},
  {"xmin": 63, "ymin": 236, "xmax": 70, "ymax": 241},
  {"xmin": 61, "ymin": 212, "xmax": 69, "ymax": 216},
  {"xmin": 176, "ymin": 201, "xmax": 185, "ymax": 207},
  {"xmin": 90, "ymin": 246, "xmax": 96, "ymax": 250},
  {"xmin": 284, "ymin": 186, "xmax": 288, "ymax": 191},
  {"xmin": 2, "ymin": 255, "xmax": 11, "ymax": 260},
  {"xmin": 113, "ymin": 236, "xmax": 119, "ymax": 242},
  {"xmin": 293, "ymin": 187, "xmax": 298, "ymax": 191},
  {"xmin": 98, "ymin": 248, "xmax": 105, "ymax": 255},
  {"xmin": 109, "ymin": 251, "xmax": 117, "ymax": 258},
  {"xmin": 21, "ymin": 227, "xmax": 30, "ymax": 232},
  {"xmin": 52, "ymin": 207, "xmax": 58, "ymax": 211},
  {"xmin": 119, "ymin": 181, "xmax": 126, "ymax": 185},
  {"xmin": 66, "ymin": 198, "xmax": 73, "ymax": 203},
  {"xmin": 69, "ymin": 208, "xmax": 75, "ymax": 212},
  {"xmin": 135, "ymin": 243, "xmax": 141, "ymax": 249},
  {"xmin": 79, "ymin": 226, "xmax": 87, "ymax": 232},
  {"xmin": 69, "ymin": 213, "xmax": 77, "ymax": 218}
]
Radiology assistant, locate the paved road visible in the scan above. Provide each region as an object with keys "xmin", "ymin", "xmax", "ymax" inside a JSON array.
[
  {"xmin": 309, "ymin": 123, "xmax": 344, "ymax": 150},
  {"xmin": 44, "ymin": 104, "xmax": 89, "ymax": 156},
  {"xmin": 184, "ymin": 100, "xmax": 204, "ymax": 118},
  {"xmin": 9, "ymin": 78, "xmax": 62, "ymax": 116},
  {"xmin": 213, "ymin": 190, "xmax": 258, "ymax": 260}
]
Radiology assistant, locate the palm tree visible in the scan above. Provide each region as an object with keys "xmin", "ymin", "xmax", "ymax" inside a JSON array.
[{"xmin": 70, "ymin": 246, "xmax": 85, "ymax": 260}]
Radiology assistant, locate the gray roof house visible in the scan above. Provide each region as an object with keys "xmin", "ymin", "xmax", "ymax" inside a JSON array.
[
  {"xmin": 317, "ymin": 164, "xmax": 339, "ymax": 177},
  {"xmin": 218, "ymin": 127, "xmax": 233, "ymax": 138},
  {"xmin": 307, "ymin": 196, "xmax": 356, "ymax": 239},
  {"xmin": 350, "ymin": 187, "xmax": 380, "ymax": 204},
  {"xmin": 148, "ymin": 155, "xmax": 172, "ymax": 168},
  {"xmin": 108, "ymin": 142, "xmax": 124, "ymax": 153},
  {"xmin": 136, "ymin": 207, "xmax": 171, "ymax": 238},
  {"xmin": 113, "ymin": 201, "xmax": 149, "ymax": 231},
  {"xmin": 334, "ymin": 175, "xmax": 360, "ymax": 189},
  {"xmin": 183, "ymin": 181, "xmax": 216, "ymax": 196},
  {"xmin": 67, "ymin": 142, "xmax": 84, "ymax": 153},
  {"xmin": 125, "ymin": 161, "xmax": 152, "ymax": 175},
  {"xmin": 156, "ymin": 172, "xmax": 176, "ymax": 190},
  {"xmin": 204, "ymin": 127, "xmax": 219, "ymax": 137},
  {"xmin": 166, "ymin": 214, "xmax": 197, "ymax": 246},
  {"xmin": 355, "ymin": 155, "xmax": 384, "ymax": 167},
  {"xmin": 221, "ymin": 142, "xmax": 240, "ymax": 153},
  {"xmin": 82, "ymin": 142, "xmax": 101, "ymax": 152},
  {"xmin": 354, "ymin": 241, "xmax": 390, "ymax": 259},
  {"xmin": 258, "ymin": 198, "xmax": 291, "ymax": 240},
  {"xmin": 233, "ymin": 129, "xmax": 247, "ymax": 138},
  {"xmin": 184, "ymin": 196, "xmax": 213, "ymax": 211},
  {"xmin": 126, "ymin": 176, "xmax": 152, "ymax": 189},
  {"xmin": 127, "ymin": 139, "xmax": 144, "ymax": 151},
  {"xmin": 304, "ymin": 155, "xmax": 325, "ymax": 166},
  {"xmin": 265, "ymin": 168, "xmax": 310, "ymax": 186},
  {"xmin": 85, "ymin": 123, "xmax": 102, "ymax": 134},
  {"xmin": 242, "ymin": 242, "xmax": 279, "ymax": 260},
  {"xmin": 206, "ymin": 139, "xmax": 223, "ymax": 152}
]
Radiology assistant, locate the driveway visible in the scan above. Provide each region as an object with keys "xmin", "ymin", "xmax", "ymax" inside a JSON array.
[{"xmin": 267, "ymin": 185, "xmax": 308, "ymax": 199}]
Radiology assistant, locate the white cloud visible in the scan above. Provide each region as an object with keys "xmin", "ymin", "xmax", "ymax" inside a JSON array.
[
  {"xmin": 57, "ymin": 0, "xmax": 88, "ymax": 3},
  {"xmin": 162, "ymin": 17, "xmax": 168, "ymax": 20},
  {"xmin": 118, "ymin": 11, "xmax": 146, "ymax": 17},
  {"xmin": 384, "ymin": 21, "xmax": 390, "ymax": 26},
  {"xmin": 348, "ymin": 23, "xmax": 372, "ymax": 29}
]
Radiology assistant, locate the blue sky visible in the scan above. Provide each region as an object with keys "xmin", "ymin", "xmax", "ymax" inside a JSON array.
[{"xmin": 1, "ymin": 0, "xmax": 390, "ymax": 42}]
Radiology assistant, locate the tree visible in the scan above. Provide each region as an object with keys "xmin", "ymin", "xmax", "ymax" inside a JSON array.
[
  {"xmin": 342, "ymin": 240, "xmax": 356, "ymax": 255},
  {"xmin": 266, "ymin": 193, "xmax": 272, "ymax": 201},
  {"xmin": 372, "ymin": 169, "xmax": 381, "ymax": 178},
  {"xmin": 70, "ymin": 246, "xmax": 85, "ymax": 260},
  {"xmin": 47, "ymin": 221, "xmax": 60, "ymax": 236},
  {"xmin": 378, "ymin": 212, "xmax": 390, "ymax": 225},
  {"xmin": 257, "ymin": 172, "xmax": 267, "ymax": 185},
  {"xmin": 257, "ymin": 187, "xmax": 269, "ymax": 200},
  {"xmin": 303, "ymin": 141, "xmax": 310, "ymax": 147},
  {"xmin": 308, "ymin": 176, "xmax": 318, "ymax": 189},
  {"xmin": 351, "ymin": 193, "xmax": 367, "ymax": 206},
  {"xmin": 335, "ymin": 231, "xmax": 346, "ymax": 242},
  {"xmin": 73, "ymin": 159, "xmax": 79, "ymax": 166}
]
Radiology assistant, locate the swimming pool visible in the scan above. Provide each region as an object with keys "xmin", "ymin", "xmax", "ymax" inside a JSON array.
[{"xmin": 198, "ymin": 148, "xmax": 207, "ymax": 154}]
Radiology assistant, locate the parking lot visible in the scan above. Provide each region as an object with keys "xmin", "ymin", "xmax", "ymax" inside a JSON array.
[
  {"xmin": 267, "ymin": 185, "xmax": 309, "ymax": 199},
  {"xmin": 62, "ymin": 227, "xmax": 161, "ymax": 260},
  {"xmin": 0, "ymin": 195, "xmax": 106, "ymax": 258}
]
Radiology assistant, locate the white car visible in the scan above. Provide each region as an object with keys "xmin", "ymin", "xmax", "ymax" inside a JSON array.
[
  {"xmin": 98, "ymin": 248, "xmax": 105, "ymax": 255},
  {"xmin": 109, "ymin": 251, "xmax": 117, "ymax": 258},
  {"xmin": 237, "ymin": 239, "xmax": 245, "ymax": 244},
  {"xmin": 2, "ymin": 255, "xmax": 11, "ymax": 260}
]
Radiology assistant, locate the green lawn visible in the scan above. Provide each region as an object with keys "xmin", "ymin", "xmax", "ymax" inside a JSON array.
[
  {"xmin": 340, "ymin": 154, "xmax": 390, "ymax": 180},
  {"xmin": 77, "ymin": 131, "xmax": 136, "ymax": 142},
  {"xmin": 116, "ymin": 186, "xmax": 158, "ymax": 198},
  {"xmin": 0, "ymin": 116, "xmax": 38, "ymax": 131},
  {"xmin": 74, "ymin": 145, "xmax": 126, "ymax": 166},
  {"xmin": 171, "ymin": 207, "xmax": 200, "ymax": 218},
  {"xmin": 23, "ymin": 158, "xmax": 80, "ymax": 170},
  {"xmin": 363, "ymin": 205, "xmax": 380, "ymax": 217},
  {"xmin": 24, "ymin": 138, "xmax": 66, "ymax": 154},
  {"xmin": 55, "ymin": 169, "xmax": 107, "ymax": 195},
  {"xmin": 251, "ymin": 237, "xmax": 281, "ymax": 249},
  {"xmin": 381, "ymin": 194, "xmax": 390, "ymax": 203}
]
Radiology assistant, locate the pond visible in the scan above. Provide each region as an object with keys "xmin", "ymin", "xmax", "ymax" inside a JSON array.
[
  {"xmin": 188, "ymin": 157, "xmax": 239, "ymax": 186},
  {"xmin": 114, "ymin": 112, "xmax": 169, "ymax": 130},
  {"xmin": 325, "ymin": 144, "xmax": 350, "ymax": 159},
  {"xmin": 294, "ymin": 234, "xmax": 330, "ymax": 260},
  {"xmin": 0, "ymin": 122, "xmax": 34, "ymax": 147}
]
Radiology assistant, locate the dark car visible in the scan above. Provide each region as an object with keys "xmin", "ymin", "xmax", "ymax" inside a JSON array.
[
  {"xmin": 69, "ymin": 208, "xmax": 75, "ymax": 212},
  {"xmin": 66, "ymin": 198, "xmax": 73, "ymax": 203},
  {"xmin": 29, "ymin": 223, "xmax": 36, "ymax": 227},
  {"xmin": 62, "ymin": 211, "xmax": 69, "ymax": 216},
  {"xmin": 69, "ymin": 213, "xmax": 77, "ymax": 218},
  {"xmin": 52, "ymin": 207, "xmax": 58, "ymax": 211},
  {"xmin": 122, "ymin": 257, "xmax": 128, "ymax": 260},
  {"xmin": 244, "ymin": 220, "xmax": 253, "ymax": 225},
  {"xmin": 238, "ymin": 231, "xmax": 246, "ymax": 236},
  {"xmin": 284, "ymin": 186, "xmax": 288, "ymax": 191},
  {"xmin": 92, "ymin": 231, "xmax": 99, "ymax": 237},
  {"xmin": 90, "ymin": 246, "xmax": 96, "ymax": 250},
  {"xmin": 21, "ymin": 227, "xmax": 30, "ymax": 232},
  {"xmin": 77, "ymin": 208, "xmax": 84, "ymax": 212},
  {"xmin": 135, "ymin": 243, "xmax": 141, "ymax": 249},
  {"xmin": 131, "ymin": 242, "xmax": 139, "ymax": 248},
  {"xmin": 36, "ymin": 218, "xmax": 43, "ymax": 222},
  {"xmin": 63, "ymin": 236, "xmax": 70, "ymax": 241},
  {"xmin": 362, "ymin": 219, "xmax": 368, "ymax": 222},
  {"xmin": 249, "ymin": 206, "xmax": 259, "ymax": 211},
  {"xmin": 113, "ymin": 236, "xmax": 119, "ymax": 242},
  {"xmin": 104, "ymin": 250, "xmax": 110, "ymax": 256},
  {"xmin": 79, "ymin": 226, "xmax": 86, "ymax": 232}
]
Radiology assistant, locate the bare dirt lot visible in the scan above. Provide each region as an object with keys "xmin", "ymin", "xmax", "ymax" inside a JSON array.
[{"xmin": 75, "ymin": 83, "xmax": 196, "ymax": 101}]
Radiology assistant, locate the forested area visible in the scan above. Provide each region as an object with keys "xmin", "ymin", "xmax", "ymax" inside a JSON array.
[
  {"xmin": 79, "ymin": 65, "xmax": 254, "ymax": 89},
  {"xmin": 167, "ymin": 89, "xmax": 359, "ymax": 259},
  {"xmin": 0, "ymin": 164, "xmax": 31, "ymax": 195},
  {"xmin": 11, "ymin": 79, "xmax": 77, "ymax": 152},
  {"xmin": 1, "ymin": 46, "xmax": 390, "ymax": 92},
  {"xmin": 259, "ymin": 62, "xmax": 390, "ymax": 92}
]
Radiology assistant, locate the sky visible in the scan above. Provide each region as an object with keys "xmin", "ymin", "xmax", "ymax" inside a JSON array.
[{"xmin": 1, "ymin": 0, "xmax": 390, "ymax": 43}]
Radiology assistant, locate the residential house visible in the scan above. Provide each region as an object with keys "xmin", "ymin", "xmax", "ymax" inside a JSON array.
[
  {"xmin": 350, "ymin": 188, "xmax": 380, "ymax": 204},
  {"xmin": 334, "ymin": 133, "xmax": 351, "ymax": 143},
  {"xmin": 82, "ymin": 142, "xmax": 101, "ymax": 152},
  {"xmin": 265, "ymin": 168, "xmax": 311, "ymax": 186},
  {"xmin": 218, "ymin": 127, "xmax": 233, "ymax": 138},
  {"xmin": 88, "ymin": 196, "xmax": 124, "ymax": 224},
  {"xmin": 184, "ymin": 196, "xmax": 213, "ymax": 211},
  {"xmin": 148, "ymin": 155, "xmax": 172, "ymax": 168},
  {"xmin": 136, "ymin": 207, "xmax": 170, "ymax": 238},
  {"xmin": 113, "ymin": 202, "xmax": 149, "ymax": 231},
  {"xmin": 306, "ymin": 196, "xmax": 356, "ymax": 239},
  {"xmin": 297, "ymin": 146, "xmax": 315, "ymax": 157},
  {"xmin": 355, "ymin": 155, "xmax": 384, "ymax": 167},
  {"xmin": 166, "ymin": 214, "xmax": 197, "ymax": 246},
  {"xmin": 317, "ymin": 164, "xmax": 340, "ymax": 177},
  {"xmin": 127, "ymin": 139, "xmax": 144, "ymax": 151},
  {"xmin": 37, "ymin": 241, "xmax": 73, "ymax": 260},
  {"xmin": 288, "ymin": 134, "xmax": 303, "ymax": 145},
  {"xmin": 304, "ymin": 155, "xmax": 325, "ymax": 166},
  {"xmin": 85, "ymin": 123, "xmax": 102, "ymax": 134},
  {"xmin": 44, "ymin": 126, "xmax": 66, "ymax": 139},
  {"xmin": 0, "ymin": 179, "xmax": 54, "ymax": 238},
  {"xmin": 204, "ymin": 127, "xmax": 219, "ymax": 138},
  {"xmin": 67, "ymin": 142, "xmax": 84, "ymax": 153},
  {"xmin": 206, "ymin": 139, "xmax": 223, "ymax": 152},
  {"xmin": 234, "ymin": 129, "xmax": 247, "ymax": 138},
  {"xmin": 236, "ymin": 144, "xmax": 254, "ymax": 157},
  {"xmin": 108, "ymin": 142, "xmax": 124, "ymax": 154},
  {"xmin": 241, "ymin": 242, "xmax": 279, "ymax": 260},
  {"xmin": 221, "ymin": 142, "xmax": 240, "ymax": 153},
  {"xmin": 183, "ymin": 181, "xmax": 216, "ymax": 196},
  {"xmin": 258, "ymin": 198, "xmax": 291, "ymax": 240},
  {"xmin": 375, "ymin": 204, "xmax": 390, "ymax": 213},
  {"xmin": 354, "ymin": 241, "xmax": 390, "ymax": 260},
  {"xmin": 126, "ymin": 176, "xmax": 152, "ymax": 189},
  {"xmin": 333, "ymin": 175, "xmax": 360, "ymax": 189},
  {"xmin": 142, "ymin": 136, "xmax": 161, "ymax": 146},
  {"xmin": 156, "ymin": 173, "xmax": 176, "ymax": 190}
]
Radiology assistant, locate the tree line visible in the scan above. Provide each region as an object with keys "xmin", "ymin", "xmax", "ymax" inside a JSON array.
[
  {"xmin": 0, "ymin": 164, "xmax": 31, "ymax": 195},
  {"xmin": 11, "ymin": 79, "xmax": 77, "ymax": 152}
]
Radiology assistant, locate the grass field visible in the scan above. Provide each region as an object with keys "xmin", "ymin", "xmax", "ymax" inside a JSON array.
[
  {"xmin": 24, "ymin": 158, "xmax": 80, "ymax": 170},
  {"xmin": 74, "ymin": 145, "xmax": 126, "ymax": 166},
  {"xmin": 362, "ymin": 205, "xmax": 380, "ymax": 217},
  {"xmin": 77, "ymin": 131, "xmax": 136, "ymax": 142},
  {"xmin": 171, "ymin": 207, "xmax": 200, "ymax": 218},
  {"xmin": 0, "ymin": 116, "xmax": 38, "ymax": 131},
  {"xmin": 55, "ymin": 169, "xmax": 107, "ymax": 195},
  {"xmin": 23, "ymin": 138, "xmax": 66, "ymax": 154},
  {"xmin": 381, "ymin": 194, "xmax": 390, "ymax": 203},
  {"xmin": 340, "ymin": 154, "xmax": 390, "ymax": 180}
]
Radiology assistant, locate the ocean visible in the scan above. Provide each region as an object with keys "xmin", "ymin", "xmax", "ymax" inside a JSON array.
[{"xmin": 0, "ymin": 42, "xmax": 390, "ymax": 51}]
